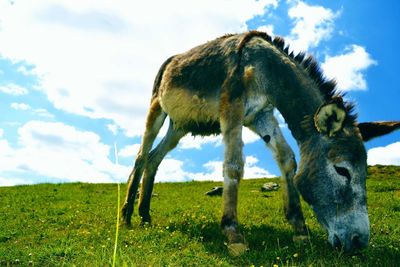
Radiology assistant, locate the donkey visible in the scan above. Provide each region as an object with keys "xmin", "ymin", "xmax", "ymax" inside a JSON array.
[{"xmin": 121, "ymin": 31, "xmax": 400, "ymax": 254}]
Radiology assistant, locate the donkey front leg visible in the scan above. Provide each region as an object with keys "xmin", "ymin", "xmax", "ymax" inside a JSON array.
[
  {"xmin": 272, "ymin": 133, "xmax": 308, "ymax": 243},
  {"xmin": 249, "ymin": 109, "xmax": 307, "ymax": 242},
  {"xmin": 220, "ymin": 97, "xmax": 247, "ymax": 255}
]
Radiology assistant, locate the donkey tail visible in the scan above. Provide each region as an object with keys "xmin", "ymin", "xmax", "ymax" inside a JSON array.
[{"xmin": 151, "ymin": 55, "xmax": 176, "ymax": 98}]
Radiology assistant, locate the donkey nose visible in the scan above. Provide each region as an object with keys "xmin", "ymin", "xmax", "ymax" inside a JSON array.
[
  {"xmin": 351, "ymin": 233, "xmax": 367, "ymax": 250},
  {"xmin": 333, "ymin": 234, "xmax": 342, "ymax": 249},
  {"xmin": 351, "ymin": 234, "xmax": 361, "ymax": 249}
]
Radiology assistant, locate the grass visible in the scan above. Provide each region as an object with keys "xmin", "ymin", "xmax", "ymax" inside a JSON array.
[{"xmin": 0, "ymin": 165, "xmax": 399, "ymax": 266}]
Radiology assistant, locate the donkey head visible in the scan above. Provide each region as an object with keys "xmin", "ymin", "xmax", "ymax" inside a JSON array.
[{"xmin": 294, "ymin": 98, "xmax": 399, "ymax": 251}]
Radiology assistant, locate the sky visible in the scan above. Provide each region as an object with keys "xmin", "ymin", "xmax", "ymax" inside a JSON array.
[{"xmin": 0, "ymin": 0, "xmax": 399, "ymax": 186}]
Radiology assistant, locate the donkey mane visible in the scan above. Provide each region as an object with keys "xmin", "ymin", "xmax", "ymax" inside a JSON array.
[{"xmin": 237, "ymin": 30, "xmax": 357, "ymax": 126}]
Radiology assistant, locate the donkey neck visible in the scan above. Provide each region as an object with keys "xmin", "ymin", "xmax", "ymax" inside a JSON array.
[
  {"xmin": 252, "ymin": 45, "xmax": 325, "ymax": 143},
  {"xmin": 275, "ymin": 68, "xmax": 323, "ymax": 143}
]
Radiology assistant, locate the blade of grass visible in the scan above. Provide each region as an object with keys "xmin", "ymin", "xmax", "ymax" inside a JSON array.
[
  {"xmin": 112, "ymin": 142, "xmax": 121, "ymax": 267},
  {"xmin": 112, "ymin": 182, "xmax": 120, "ymax": 267}
]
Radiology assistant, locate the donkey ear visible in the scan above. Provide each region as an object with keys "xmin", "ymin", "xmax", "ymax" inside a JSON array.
[
  {"xmin": 314, "ymin": 98, "xmax": 346, "ymax": 137},
  {"xmin": 357, "ymin": 121, "xmax": 400, "ymax": 142}
]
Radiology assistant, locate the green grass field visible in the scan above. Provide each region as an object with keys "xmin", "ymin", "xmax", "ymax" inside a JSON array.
[{"xmin": 0, "ymin": 165, "xmax": 399, "ymax": 266}]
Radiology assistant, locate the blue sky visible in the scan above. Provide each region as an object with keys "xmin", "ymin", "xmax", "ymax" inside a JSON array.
[{"xmin": 0, "ymin": 0, "xmax": 399, "ymax": 186}]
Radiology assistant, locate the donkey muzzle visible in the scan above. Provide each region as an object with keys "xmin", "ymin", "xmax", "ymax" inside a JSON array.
[{"xmin": 327, "ymin": 212, "xmax": 370, "ymax": 252}]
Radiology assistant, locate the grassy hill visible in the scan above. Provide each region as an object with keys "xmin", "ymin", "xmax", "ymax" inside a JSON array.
[{"xmin": 0, "ymin": 165, "xmax": 399, "ymax": 266}]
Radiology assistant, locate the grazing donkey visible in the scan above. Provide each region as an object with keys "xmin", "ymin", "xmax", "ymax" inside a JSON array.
[{"xmin": 121, "ymin": 31, "xmax": 400, "ymax": 253}]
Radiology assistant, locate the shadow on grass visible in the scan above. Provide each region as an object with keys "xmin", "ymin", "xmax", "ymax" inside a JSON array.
[
  {"xmin": 162, "ymin": 219, "xmax": 400, "ymax": 266},
  {"xmin": 165, "ymin": 219, "xmax": 331, "ymax": 265}
]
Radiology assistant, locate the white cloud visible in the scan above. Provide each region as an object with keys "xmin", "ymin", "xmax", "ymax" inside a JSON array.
[
  {"xmin": 179, "ymin": 135, "xmax": 222, "ymax": 150},
  {"xmin": 33, "ymin": 108, "xmax": 54, "ymax": 118},
  {"xmin": 244, "ymin": 155, "xmax": 276, "ymax": 178},
  {"xmin": 0, "ymin": 177, "xmax": 35, "ymax": 187},
  {"xmin": 0, "ymin": 120, "xmax": 276, "ymax": 185},
  {"xmin": 243, "ymin": 127, "xmax": 261, "ymax": 144},
  {"xmin": 17, "ymin": 65, "xmax": 37, "ymax": 76},
  {"xmin": 0, "ymin": 138, "xmax": 13, "ymax": 156},
  {"xmin": 10, "ymin": 103, "xmax": 54, "ymax": 118},
  {"xmin": 0, "ymin": 83, "xmax": 28, "ymax": 95},
  {"xmin": 110, "ymin": 153, "xmax": 275, "ymax": 183},
  {"xmin": 321, "ymin": 45, "xmax": 377, "ymax": 91},
  {"xmin": 178, "ymin": 127, "xmax": 260, "ymax": 150},
  {"xmin": 367, "ymin": 142, "xmax": 400, "ymax": 166},
  {"xmin": 118, "ymin": 143, "xmax": 141, "ymax": 159},
  {"xmin": 0, "ymin": 0, "xmax": 277, "ymax": 137},
  {"xmin": 157, "ymin": 158, "xmax": 191, "ymax": 182},
  {"xmin": 186, "ymin": 155, "xmax": 275, "ymax": 182},
  {"xmin": 0, "ymin": 128, "xmax": 3, "ymax": 138},
  {"xmin": 286, "ymin": 1, "xmax": 339, "ymax": 53},
  {"xmin": 116, "ymin": 147, "xmax": 275, "ymax": 182},
  {"xmin": 107, "ymin": 123, "xmax": 118, "ymax": 135},
  {"xmin": 257, "ymin": 24, "xmax": 274, "ymax": 36},
  {"xmin": 188, "ymin": 160, "xmax": 224, "ymax": 182},
  {"xmin": 0, "ymin": 120, "xmax": 130, "ymax": 186},
  {"xmin": 11, "ymin": 102, "xmax": 31, "ymax": 110},
  {"xmin": 274, "ymin": 109, "xmax": 287, "ymax": 128}
]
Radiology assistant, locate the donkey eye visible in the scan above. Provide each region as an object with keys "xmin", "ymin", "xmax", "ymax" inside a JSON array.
[{"xmin": 334, "ymin": 165, "xmax": 351, "ymax": 181}]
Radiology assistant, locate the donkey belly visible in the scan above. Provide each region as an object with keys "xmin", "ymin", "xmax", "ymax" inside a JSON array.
[{"xmin": 159, "ymin": 87, "xmax": 221, "ymax": 135}]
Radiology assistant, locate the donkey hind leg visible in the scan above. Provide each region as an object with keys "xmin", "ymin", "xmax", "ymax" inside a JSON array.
[
  {"xmin": 138, "ymin": 120, "xmax": 186, "ymax": 224},
  {"xmin": 249, "ymin": 109, "xmax": 307, "ymax": 240},
  {"xmin": 121, "ymin": 99, "xmax": 167, "ymax": 226},
  {"xmin": 220, "ymin": 97, "xmax": 247, "ymax": 255}
]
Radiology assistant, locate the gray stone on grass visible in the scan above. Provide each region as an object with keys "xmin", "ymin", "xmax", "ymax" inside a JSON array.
[
  {"xmin": 205, "ymin": 186, "xmax": 223, "ymax": 196},
  {"xmin": 261, "ymin": 182, "xmax": 280, "ymax": 192}
]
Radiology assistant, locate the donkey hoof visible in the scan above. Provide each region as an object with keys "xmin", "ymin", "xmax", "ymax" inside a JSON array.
[
  {"xmin": 120, "ymin": 220, "xmax": 132, "ymax": 229},
  {"xmin": 227, "ymin": 242, "xmax": 248, "ymax": 256},
  {"xmin": 140, "ymin": 221, "xmax": 151, "ymax": 228},
  {"xmin": 120, "ymin": 215, "xmax": 132, "ymax": 228},
  {"xmin": 140, "ymin": 216, "xmax": 152, "ymax": 226},
  {"xmin": 293, "ymin": 234, "xmax": 308, "ymax": 245}
]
